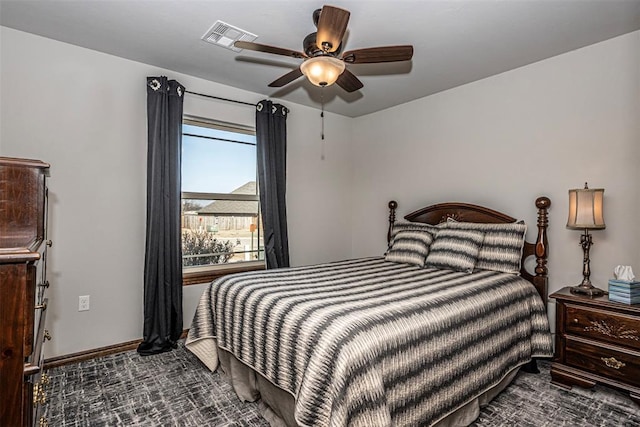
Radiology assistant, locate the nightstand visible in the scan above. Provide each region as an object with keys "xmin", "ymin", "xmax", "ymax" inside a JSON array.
[{"xmin": 550, "ymin": 287, "xmax": 640, "ymax": 405}]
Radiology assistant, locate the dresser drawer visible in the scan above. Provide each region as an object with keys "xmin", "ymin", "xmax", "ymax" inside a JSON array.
[
  {"xmin": 565, "ymin": 337, "xmax": 640, "ymax": 387},
  {"xmin": 565, "ymin": 304, "xmax": 640, "ymax": 351},
  {"xmin": 24, "ymin": 298, "xmax": 49, "ymax": 427},
  {"xmin": 25, "ymin": 299, "xmax": 49, "ymax": 377},
  {"xmin": 34, "ymin": 241, "xmax": 50, "ymax": 305}
]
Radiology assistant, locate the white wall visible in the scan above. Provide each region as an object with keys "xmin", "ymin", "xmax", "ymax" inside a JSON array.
[
  {"xmin": 0, "ymin": 27, "xmax": 353, "ymax": 357},
  {"xmin": 2, "ymin": 25, "xmax": 638, "ymax": 358},
  {"xmin": 351, "ymin": 31, "xmax": 640, "ymax": 314}
]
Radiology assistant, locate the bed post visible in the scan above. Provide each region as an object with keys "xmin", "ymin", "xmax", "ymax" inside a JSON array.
[
  {"xmin": 388, "ymin": 201, "xmax": 398, "ymax": 244},
  {"xmin": 534, "ymin": 197, "xmax": 551, "ymax": 306},
  {"xmin": 522, "ymin": 196, "xmax": 552, "ymax": 375}
]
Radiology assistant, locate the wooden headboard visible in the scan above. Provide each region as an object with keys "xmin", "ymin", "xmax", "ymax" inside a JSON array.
[{"xmin": 387, "ymin": 197, "xmax": 551, "ymax": 305}]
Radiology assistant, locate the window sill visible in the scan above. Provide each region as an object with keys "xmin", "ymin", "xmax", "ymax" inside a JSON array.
[{"xmin": 182, "ymin": 261, "xmax": 265, "ymax": 286}]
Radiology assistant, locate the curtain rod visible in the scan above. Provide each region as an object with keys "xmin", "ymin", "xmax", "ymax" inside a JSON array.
[
  {"xmin": 185, "ymin": 90, "xmax": 256, "ymax": 107},
  {"xmin": 185, "ymin": 90, "xmax": 290, "ymax": 113}
]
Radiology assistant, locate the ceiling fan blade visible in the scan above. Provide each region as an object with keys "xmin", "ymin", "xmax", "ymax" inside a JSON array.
[
  {"xmin": 342, "ymin": 45, "xmax": 414, "ymax": 64},
  {"xmin": 336, "ymin": 69, "xmax": 363, "ymax": 93},
  {"xmin": 316, "ymin": 5, "xmax": 350, "ymax": 53},
  {"xmin": 268, "ymin": 68, "xmax": 304, "ymax": 87},
  {"xmin": 234, "ymin": 41, "xmax": 306, "ymax": 59}
]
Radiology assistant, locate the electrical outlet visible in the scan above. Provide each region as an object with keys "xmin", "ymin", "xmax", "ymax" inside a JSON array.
[{"xmin": 78, "ymin": 295, "xmax": 90, "ymax": 311}]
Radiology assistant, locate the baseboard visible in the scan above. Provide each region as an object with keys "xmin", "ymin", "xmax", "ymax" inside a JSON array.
[{"xmin": 44, "ymin": 329, "xmax": 189, "ymax": 369}]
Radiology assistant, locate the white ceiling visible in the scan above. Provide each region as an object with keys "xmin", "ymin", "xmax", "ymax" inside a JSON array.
[{"xmin": 1, "ymin": 1, "xmax": 639, "ymax": 117}]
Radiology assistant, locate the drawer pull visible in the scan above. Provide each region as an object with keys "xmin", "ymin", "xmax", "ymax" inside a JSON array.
[
  {"xmin": 35, "ymin": 302, "xmax": 47, "ymax": 310},
  {"xmin": 601, "ymin": 356, "xmax": 626, "ymax": 370},
  {"xmin": 32, "ymin": 382, "xmax": 47, "ymax": 406},
  {"xmin": 573, "ymin": 318, "xmax": 579, "ymax": 323},
  {"xmin": 33, "ymin": 383, "xmax": 41, "ymax": 406},
  {"xmin": 44, "ymin": 330, "xmax": 52, "ymax": 341},
  {"xmin": 46, "ymin": 240, "xmax": 53, "ymax": 247}
]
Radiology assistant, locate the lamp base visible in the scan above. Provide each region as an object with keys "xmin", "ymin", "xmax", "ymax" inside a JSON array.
[{"xmin": 570, "ymin": 284, "xmax": 607, "ymax": 297}]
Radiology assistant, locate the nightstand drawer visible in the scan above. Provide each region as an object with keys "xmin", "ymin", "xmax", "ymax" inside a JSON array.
[
  {"xmin": 565, "ymin": 337, "xmax": 640, "ymax": 387},
  {"xmin": 565, "ymin": 304, "xmax": 640, "ymax": 351}
]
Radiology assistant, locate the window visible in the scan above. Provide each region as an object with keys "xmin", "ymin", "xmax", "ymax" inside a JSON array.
[{"xmin": 181, "ymin": 116, "xmax": 264, "ymax": 285}]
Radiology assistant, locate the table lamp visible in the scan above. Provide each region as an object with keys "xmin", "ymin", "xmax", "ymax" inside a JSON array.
[{"xmin": 567, "ymin": 182, "xmax": 606, "ymax": 296}]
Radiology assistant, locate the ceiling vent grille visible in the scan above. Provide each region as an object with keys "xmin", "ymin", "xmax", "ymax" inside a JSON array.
[{"xmin": 202, "ymin": 21, "xmax": 257, "ymax": 52}]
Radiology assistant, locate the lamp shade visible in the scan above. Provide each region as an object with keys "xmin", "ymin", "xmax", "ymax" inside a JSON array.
[
  {"xmin": 567, "ymin": 183, "xmax": 605, "ymax": 230},
  {"xmin": 300, "ymin": 56, "xmax": 345, "ymax": 87}
]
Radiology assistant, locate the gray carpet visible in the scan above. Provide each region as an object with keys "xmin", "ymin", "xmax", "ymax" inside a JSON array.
[{"xmin": 43, "ymin": 342, "xmax": 640, "ymax": 426}]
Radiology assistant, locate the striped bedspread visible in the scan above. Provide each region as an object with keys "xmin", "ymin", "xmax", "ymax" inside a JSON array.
[{"xmin": 186, "ymin": 257, "xmax": 552, "ymax": 427}]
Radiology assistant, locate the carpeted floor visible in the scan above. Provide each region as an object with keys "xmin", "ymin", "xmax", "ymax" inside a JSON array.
[{"xmin": 43, "ymin": 341, "xmax": 640, "ymax": 426}]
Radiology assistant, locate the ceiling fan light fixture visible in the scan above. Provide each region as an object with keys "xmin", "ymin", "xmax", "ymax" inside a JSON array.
[
  {"xmin": 238, "ymin": 6, "xmax": 413, "ymax": 93},
  {"xmin": 300, "ymin": 56, "xmax": 345, "ymax": 87}
]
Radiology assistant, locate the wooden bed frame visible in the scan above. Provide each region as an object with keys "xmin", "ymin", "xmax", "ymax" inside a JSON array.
[
  {"xmin": 186, "ymin": 197, "xmax": 553, "ymax": 426},
  {"xmin": 387, "ymin": 197, "xmax": 551, "ymax": 305}
]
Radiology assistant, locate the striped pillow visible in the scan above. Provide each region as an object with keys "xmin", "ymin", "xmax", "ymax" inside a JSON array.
[
  {"xmin": 389, "ymin": 221, "xmax": 442, "ymax": 247},
  {"xmin": 446, "ymin": 220, "xmax": 527, "ymax": 274},
  {"xmin": 385, "ymin": 230, "xmax": 435, "ymax": 267},
  {"xmin": 424, "ymin": 229, "xmax": 485, "ymax": 273}
]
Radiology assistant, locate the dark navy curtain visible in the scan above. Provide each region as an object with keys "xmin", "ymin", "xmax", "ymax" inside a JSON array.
[
  {"xmin": 138, "ymin": 76, "xmax": 185, "ymax": 356},
  {"xmin": 256, "ymin": 100, "xmax": 290, "ymax": 269}
]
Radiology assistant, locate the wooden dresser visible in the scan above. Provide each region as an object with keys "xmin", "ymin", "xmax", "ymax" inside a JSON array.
[
  {"xmin": 550, "ymin": 287, "xmax": 640, "ymax": 405},
  {"xmin": 0, "ymin": 157, "xmax": 52, "ymax": 427}
]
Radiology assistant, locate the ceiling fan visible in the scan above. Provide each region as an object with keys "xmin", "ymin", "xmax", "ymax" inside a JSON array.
[{"xmin": 234, "ymin": 5, "xmax": 414, "ymax": 92}]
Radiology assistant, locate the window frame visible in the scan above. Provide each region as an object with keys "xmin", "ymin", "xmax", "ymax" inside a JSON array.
[{"xmin": 181, "ymin": 116, "xmax": 265, "ymax": 286}]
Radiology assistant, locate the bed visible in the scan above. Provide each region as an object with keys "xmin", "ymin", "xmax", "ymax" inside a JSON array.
[{"xmin": 186, "ymin": 197, "xmax": 553, "ymax": 427}]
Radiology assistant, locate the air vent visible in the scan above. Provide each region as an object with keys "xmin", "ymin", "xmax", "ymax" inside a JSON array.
[{"xmin": 202, "ymin": 21, "xmax": 257, "ymax": 52}]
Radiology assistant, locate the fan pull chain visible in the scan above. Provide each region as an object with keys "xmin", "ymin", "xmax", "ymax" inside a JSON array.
[{"xmin": 321, "ymin": 87, "xmax": 325, "ymax": 160}]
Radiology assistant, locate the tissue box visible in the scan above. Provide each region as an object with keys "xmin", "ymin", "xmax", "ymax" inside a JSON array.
[{"xmin": 608, "ymin": 279, "xmax": 640, "ymax": 304}]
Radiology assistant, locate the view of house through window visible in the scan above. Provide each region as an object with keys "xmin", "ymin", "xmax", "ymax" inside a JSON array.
[{"xmin": 181, "ymin": 117, "xmax": 264, "ymax": 275}]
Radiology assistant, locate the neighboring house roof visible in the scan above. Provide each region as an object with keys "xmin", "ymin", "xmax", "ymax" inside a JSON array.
[
  {"xmin": 197, "ymin": 181, "xmax": 258, "ymax": 216},
  {"xmin": 227, "ymin": 181, "xmax": 256, "ymax": 195}
]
